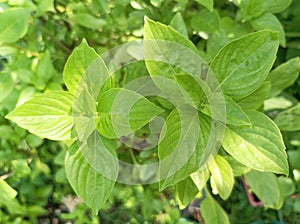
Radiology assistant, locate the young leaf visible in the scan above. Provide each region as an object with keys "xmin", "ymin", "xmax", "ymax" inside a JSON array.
[
  {"xmin": 97, "ymin": 88, "xmax": 164, "ymax": 138},
  {"xmin": 224, "ymin": 156, "xmax": 250, "ymax": 176},
  {"xmin": 190, "ymin": 168, "xmax": 210, "ymax": 192},
  {"xmin": 209, "ymin": 155, "xmax": 234, "ymax": 200},
  {"xmin": 238, "ymin": 82, "xmax": 271, "ymax": 110},
  {"xmin": 211, "ymin": 30, "xmax": 279, "ymax": 100},
  {"xmin": 245, "ymin": 170, "xmax": 283, "ymax": 209},
  {"xmin": 0, "ymin": 179, "xmax": 17, "ymax": 203},
  {"xmin": 143, "ymin": 17, "xmax": 200, "ymax": 79},
  {"xmin": 71, "ymin": 13, "xmax": 107, "ymax": 30},
  {"xmin": 174, "ymin": 74, "xmax": 206, "ymax": 110},
  {"xmin": 0, "ymin": 8, "xmax": 31, "ymax": 43},
  {"xmin": 267, "ymin": 57, "xmax": 300, "ymax": 97},
  {"xmin": 264, "ymin": 0, "xmax": 292, "ymax": 14},
  {"xmin": 251, "ymin": 13, "xmax": 286, "ymax": 47},
  {"xmin": 176, "ymin": 176, "xmax": 199, "ymax": 207},
  {"xmin": 169, "ymin": 12, "xmax": 188, "ymax": 37},
  {"xmin": 190, "ymin": 9, "xmax": 220, "ymax": 35},
  {"xmin": 202, "ymin": 95, "xmax": 251, "ymax": 126},
  {"xmin": 0, "ymin": 72, "xmax": 14, "ymax": 103},
  {"xmin": 5, "ymin": 91, "xmax": 74, "ymax": 141},
  {"xmin": 240, "ymin": 0, "xmax": 266, "ymax": 20},
  {"xmin": 222, "ymin": 110, "xmax": 289, "ymax": 175},
  {"xmin": 65, "ymin": 149, "xmax": 115, "ymax": 214},
  {"xmin": 195, "ymin": 0, "xmax": 214, "ymax": 12},
  {"xmin": 63, "ymin": 39, "xmax": 106, "ymax": 95},
  {"xmin": 36, "ymin": 50, "xmax": 56, "ymax": 83},
  {"xmin": 274, "ymin": 104, "xmax": 300, "ymax": 131},
  {"xmin": 200, "ymin": 189, "xmax": 230, "ymax": 224}
]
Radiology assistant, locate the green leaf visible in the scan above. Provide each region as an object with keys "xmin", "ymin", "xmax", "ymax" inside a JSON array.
[
  {"xmin": 240, "ymin": 0, "xmax": 265, "ymax": 20},
  {"xmin": 202, "ymin": 95, "xmax": 251, "ymax": 126},
  {"xmin": 190, "ymin": 168, "xmax": 210, "ymax": 191},
  {"xmin": 174, "ymin": 74, "xmax": 205, "ymax": 110},
  {"xmin": 222, "ymin": 110, "xmax": 289, "ymax": 175},
  {"xmin": 63, "ymin": 39, "xmax": 106, "ymax": 95},
  {"xmin": 245, "ymin": 170, "xmax": 283, "ymax": 209},
  {"xmin": 195, "ymin": 0, "xmax": 214, "ymax": 12},
  {"xmin": 0, "ymin": 72, "xmax": 13, "ymax": 103},
  {"xmin": 5, "ymin": 91, "xmax": 74, "ymax": 141},
  {"xmin": 264, "ymin": 0, "xmax": 292, "ymax": 14},
  {"xmin": 71, "ymin": 13, "xmax": 107, "ymax": 30},
  {"xmin": 36, "ymin": 0, "xmax": 55, "ymax": 16},
  {"xmin": 144, "ymin": 17, "xmax": 200, "ymax": 80},
  {"xmin": 209, "ymin": 155, "xmax": 234, "ymax": 200},
  {"xmin": 36, "ymin": 50, "xmax": 56, "ymax": 83},
  {"xmin": 65, "ymin": 147, "xmax": 115, "ymax": 214},
  {"xmin": 169, "ymin": 12, "xmax": 188, "ymax": 37},
  {"xmin": 0, "ymin": 179, "xmax": 17, "ymax": 203},
  {"xmin": 0, "ymin": 8, "xmax": 31, "ymax": 43},
  {"xmin": 224, "ymin": 156, "xmax": 250, "ymax": 176},
  {"xmin": 159, "ymin": 107, "xmax": 215, "ymax": 189},
  {"xmin": 190, "ymin": 9, "xmax": 220, "ymax": 35},
  {"xmin": 267, "ymin": 57, "xmax": 300, "ymax": 97},
  {"xmin": 176, "ymin": 176, "xmax": 199, "ymax": 207},
  {"xmin": 238, "ymin": 82, "xmax": 271, "ymax": 110},
  {"xmin": 274, "ymin": 104, "xmax": 300, "ymax": 131},
  {"xmin": 251, "ymin": 13, "xmax": 286, "ymax": 47},
  {"xmin": 211, "ymin": 30, "xmax": 279, "ymax": 100},
  {"xmin": 97, "ymin": 88, "xmax": 164, "ymax": 138},
  {"xmin": 200, "ymin": 189, "xmax": 230, "ymax": 224}
]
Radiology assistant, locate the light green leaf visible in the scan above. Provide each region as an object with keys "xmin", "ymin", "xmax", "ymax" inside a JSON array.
[
  {"xmin": 65, "ymin": 147, "xmax": 115, "ymax": 214},
  {"xmin": 238, "ymin": 82, "xmax": 271, "ymax": 110},
  {"xmin": 211, "ymin": 30, "xmax": 279, "ymax": 100},
  {"xmin": 63, "ymin": 39, "xmax": 104, "ymax": 95},
  {"xmin": 251, "ymin": 13, "xmax": 286, "ymax": 47},
  {"xmin": 202, "ymin": 95, "xmax": 250, "ymax": 125},
  {"xmin": 176, "ymin": 176, "xmax": 199, "ymax": 207},
  {"xmin": 209, "ymin": 155, "xmax": 234, "ymax": 200},
  {"xmin": 0, "ymin": 8, "xmax": 31, "ymax": 43},
  {"xmin": 190, "ymin": 168, "xmax": 210, "ymax": 191},
  {"xmin": 200, "ymin": 189, "xmax": 230, "ymax": 224},
  {"xmin": 224, "ymin": 155, "xmax": 250, "ymax": 176},
  {"xmin": 240, "ymin": 0, "xmax": 265, "ymax": 20},
  {"xmin": 71, "ymin": 13, "xmax": 107, "ymax": 30},
  {"xmin": 274, "ymin": 104, "xmax": 300, "ymax": 131},
  {"xmin": 36, "ymin": 50, "xmax": 56, "ymax": 83},
  {"xmin": 5, "ymin": 91, "xmax": 74, "ymax": 141},
  {"xmin": 0, "ymin": 72, "xmax": 13, "ymax": 103},
  {"xmin": 174, "ymin": 74, "xmax": 205, "ymax": 110},
  {"xmin": 278, "ymin": 176, "xmax": 295, "ymax": 198},
  {"xmin": 190, "ymin": 9, "xmax": 220, "ymax": 35},
  {"xmin": 0, "ymin": 179, "xmax": 17, "ymax": 203},
  {"xmin": 195, "ymin": 0, "xmax": 214, "ymax": 12},
  {"xmin": 159, "ymin": 107, "xmax": 215, "ymax": 189},
  {"xmin": 36, "ymin": 0, "xmax": 55, "ymax": 16},
  {"xmin": 97, "ymin": 88, "xmax": 164, "ymax": 138},
  {"xmin": 245, "ymin": 170, "xmax": 283, "ymax": 209},
  {"xmin": 169, "ymin": 12, "xmax": 188, "ymax": 37},
  {"xmin": 144, "ymin": 17, "xmax": 200, "ymax": 80},
  {"xmin": 264, "ymin": 0, "xmax": 292, "ymax": 14},
  {"xmin": 267, "ymin": 57, "xmax": 300, "ymax": 97},
  {"xmin": 222, "ymin": 110, "xmax": 289, "ymax": 175}
]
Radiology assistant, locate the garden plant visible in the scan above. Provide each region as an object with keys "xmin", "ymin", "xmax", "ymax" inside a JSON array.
[{"xmin": 1, "ymin": 0, "xmax": 300, "ymax": 223}]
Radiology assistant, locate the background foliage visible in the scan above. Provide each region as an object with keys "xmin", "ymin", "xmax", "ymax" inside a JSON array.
[{"xmin": 0, "ymin": 0, "xmax": 300, "ymax": 223}]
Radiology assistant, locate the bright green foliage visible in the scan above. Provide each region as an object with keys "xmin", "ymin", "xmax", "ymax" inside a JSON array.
[
  {"xmin": 209, "ymin": 155, "xmax": 234, "ymax": 200},
  {"xmin": 211, "ymin": 30, "xmax": 279, "ymax": 100},
  {"xmin": 223, "ymin": 110, "xmax": 288, "ymax": 175},
  {"xmin": 1, "ymin": 0, "xmax": 299, "ymax": 222},
  {"xmin": 0, "ymin": 8, "xmax": 31, "ymax": 43},
  {"xmin": 200, "ymin": 189, "xmax": 230, "ymax": 224},
  {"xmin": 5, "ymin": 91, "xmax": 74, "ymax": 141},
  {"xmin": 65, "ymin": 150, "xmax": 115, "ymax": 214},
  {"xmin": 267, "ymin": 57, "xmax": 300, "ymax": 97}
]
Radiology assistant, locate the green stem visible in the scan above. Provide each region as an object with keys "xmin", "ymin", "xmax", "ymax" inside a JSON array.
[
  {"xmin": 129, "ymin": 148, "xmax": 138, "ymax": 165},
  {"xmin": 278, "ymin": 209, "xmax": 284, "ymax": 224}
]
